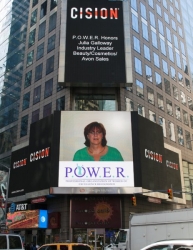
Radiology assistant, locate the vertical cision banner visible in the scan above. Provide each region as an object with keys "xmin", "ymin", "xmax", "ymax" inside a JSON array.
[{"xmin": 65, "ymin": 0, "xmax": 126, "ymax": 85}]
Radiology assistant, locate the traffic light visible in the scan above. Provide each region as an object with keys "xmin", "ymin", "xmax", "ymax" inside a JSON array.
[
  {"xmin": 131, "ymin": 196, "xmax": 137, "ymax": 206},
  {"xmin": 168, "ymin": 189, "xmax": 173, "ymax": 199}
]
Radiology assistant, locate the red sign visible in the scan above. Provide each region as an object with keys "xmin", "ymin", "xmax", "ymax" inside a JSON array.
[{"xmin": 31, "ymin": 197, "xmax": 46, "ymax": 204}]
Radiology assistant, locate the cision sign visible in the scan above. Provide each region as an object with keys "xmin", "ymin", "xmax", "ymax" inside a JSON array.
[{"xmin": 65, "ymin": 0, "xmax": 126, "ymax": 85}]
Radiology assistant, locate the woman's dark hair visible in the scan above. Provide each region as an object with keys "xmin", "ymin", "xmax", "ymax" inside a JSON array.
[{"xmin": 84, "ymin": 122, "xmax": 107, "ymax": 147}]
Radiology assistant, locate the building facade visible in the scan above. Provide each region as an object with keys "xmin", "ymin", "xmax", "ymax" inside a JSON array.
[{"xmin": 0, "ymin": 0, "xmax": 193, "ymax": 246}]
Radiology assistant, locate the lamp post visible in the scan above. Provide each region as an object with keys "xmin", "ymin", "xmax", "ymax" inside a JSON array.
[{"xmin": 0, "ymin": 163, "xmax": 10, "ymax": 230}]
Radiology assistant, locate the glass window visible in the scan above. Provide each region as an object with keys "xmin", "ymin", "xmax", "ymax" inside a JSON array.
[
  {"xmin": 43, "ymin": 103, "xmax": 52, "ymax": 117},
  {"xmin": 159, "ymin": 116, "xmax": 166, "ymax": 137},
  {"xmin": 147, "ymin": 87, "xmax": 154, "ymax": 104},
  {"xmin": 49, "ymin": 12, "xmax": 57, "ymax": 32},
  {"xmin": 144, "ymin": 44, "xmax": 150, "ymax": 60},
  {"xmin": 155, "ymin": 72, "xmax": 162, "ymax": 89},
  {"xmin": 149, "ymin": 110, "xmax": 156, "ymax": 122},
  {"xmin": 156, "ymin": 4, "xmax": 162, "ymax": 16},
  {"xmin": 176, "ymin": 52, "xmax": 181, "ymax": 68},
  {"xmin": 24, "ymin": 71, "xmax": 32, "ymax": 88},
  {"xmin": 148, "ymin": 0, "xmax": 154, "ymax": 8},
  {"xmin": 140, "ymin": 3, "xmax": 146, "ymax": 19},
  {"xmin": 153, "ymin": 52, "xmax": 160, "ymax": 68},
  {"xmin": 50, "ymin": 0, "xmax": 57, "ymax": 10},
  {"xmin": 183, "ymin": 110, "xmax": 189, "ymax": 125},
  {"xmin": 177, "ymin": 125, "xmax": 184, "ymax": 146},
  {"xmin": 47, "ymin": 34, "xmax": 56, "ymax": 53},
  {"xmin": 173, "ymin": 34, "xmax": 179, "ymax": 49},
  {"xmin": 136, "ymin": 79, "xmax": 144, "ymax": 98},
  {"xmin": 158, "ymin": 20, "xmax": 164, "ymax": 35},
  {"xmin": 22, "ymin": 92, "xmax": 30, "ymax": 110},
  {"xmin": 160, "ymin": 38, "xmax": 166, "ymax": 56},
  {"xmin": 168, "ymin": 45, "xmax": 174, "ymax": 62},
  {"xmin": 170, "ymin": 6, "xmax": 174, "ymax": 16},
  {"xmin": 35, "ymin": 63, "xmax": 43, "ymax": 81},
  {"xmin": 188, "ymin": 96, "xmax": 193, "ymax": 111},
  {"xmin": 31, "ymin": 9, "xmax": 37, "ymax": 27},
  {"xmin": 183, "ymin": 58, "xmax": 188, "ymax": 75},
  {"xmin": 132, "ymin": 13, "xmax": 139, "ymax": 33},
  {"xmin": 175, "ymin": 105, "xmax": 181, "ymax": 120},
  {"xmin": 190, "ymin": 115, "xmax": 193, "ymax": 129},
  {"xmin": 145, "ymin": 65, "xmax": 152, "ymax": 82},
  {"xmin": 40, "ymin": 1, "xmax": 47, "ymax": 19},
  {"xmin": 33, "ymin": 86, "xmax": 41, "ymax": 104},
  {"xmin": 32, "ymin": 109, "xmax": 40, "ymax": 123},
  {"xmin": 157, "ymin": 93, "xmax": 164, "ymax": 110},
  {"xmin": 176, "ymin": 13, "xmax": 181, "ymax": 23},
  {"xmin": 9, "ymin": 236, "xmax": 22, "ymax": 249},
  {"xmin": 44, "ymin": 78, "xmax": 53, "ymax": 98},
  {"xmin": 164, "ymin": 78, "xmax": 171, "ymax": 95},
  {"xmin": 32, "ymin": 0, "xmax": 38, "ymax": 7},
  {"xmin": 36, "ymin": 43, "xmax": 44, "ymax": 60},
  {"xmin": 173, "ymin": 85, "xmax": 179, "ymax": 100},
  {"xmin": 20, "ymin": 115, "xmax": 28, "ymax": 137},
  {"xmin": 180, "ymin": 91, "xmax": 186, "ymax": 105},
  {"xmin": 178, "ymin": 26, "xmax": 183, "ymax": 37},
  {"xmin": 56, "ymin": 96, "xmax": 65, "ymax": 111},
  {"xmin": 149, "ymin": 11, "xmax": 155, "ymax": 27},
  {"xmin": 185, "ymin": 130, "xmax": 192, "ymax": 150},
  {"xmin": 163, "ymin": 0, "xmax": 167, "ymax": 9},
  {"xmin": 178, "ymin": 72, "xmax": 184, "ymax": 86},
  {"xmin": 28, "ymin": 29, "xmax": 36, "ymax": 48},
  {"xmin": 180, "ymin": 41, "xmax": 185, "ymax": 55},
  {"xmin": 27, "ymin": 50, "xmax": 34, "ymax": 67},
  {"xmin": 169, "ymin": 121, "xmax": 176, "ymax": 141},
  {"xmin": 125, "ymin": 97, "xmax": 134, "ymax": 111},
  {"xmin": 166, "ymin": 27, "xmax": 171, "ymax": 42},
  {"xmin": 166, "ymin": 99, "xmax": 173, "ymax": 116},
  {"xmin": 131, "ymin": 0, "xmax": 137, "ymax": 11},
  {"xmin": 164, "ymin": 12, "xmax": 169, "ymax": 23},
  {"xmin": 138, "ymin": 104, "xmax": 145, "ymax": 117},
  {"xmin": 151, "ymin": 30, "xmax": 157, "ymax": 48},
  {"xmin": 170, "ymin": 66, "xmax": 176, "ymax": 80},
  {"xmin": 46, "ymin": 56, "xmax": 54, "ymax": 75},
  {"xmin": 134, "ymin": 57, "xmax": 142, "ymax": 75},
  {"xmin": 142, "ymin": 22, "xmax": 148, "ymax": 40},
  {"xmin": 175, "ymin": 0, "xmax": 179, "ymax": 9},
  {"xmin": 172, "ymin": 20, "xmax": 176, "ymax": 31},
  {"xmin": 38, "ymin": 21, "xmax": 46, "ymax": 40},
  {"xmin": 162, "ymin": 59, "xmax": 168, "ymax": 74},
  {"xmin": 133, "ymin": 36, "xmax": 140, "ymax": 53}
]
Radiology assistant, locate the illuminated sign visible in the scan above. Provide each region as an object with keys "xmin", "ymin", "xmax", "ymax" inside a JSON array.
[
  {"xmin": 65, "ymin": 0, "xmax": 126, "ymax": 85},
  {"xmin": 7, "ymin": 210, "xmax": 48, "ymax": 229},
  {"xmin": 59, "ymin": 111, "xmax": 134, "ymax": 189}
]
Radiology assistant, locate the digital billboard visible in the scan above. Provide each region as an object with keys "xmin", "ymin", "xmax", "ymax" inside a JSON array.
[
  {"xmin": 131, "ymin": 112, "xmax": 183, "ymax": 200},
  {"xmin": 9, "ymin": 146, "xmax": 29, "ymax": 197},
  {"xmin": 64, "ymin": 0, "xmax": 126, "ymax": 86},
  {"xmin": 71, "ymin": 196, "xmax": 121, "ymax": 228},
  {"xmin": 7, "ymin": 210, "xmax": 48, "ymax": 229},
  {"xmin": 58, "ymin": 111, "xmax": 134, "ymax": 190}
]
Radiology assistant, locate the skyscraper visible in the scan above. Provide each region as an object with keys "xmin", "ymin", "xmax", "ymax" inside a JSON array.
[{"xmin": 0, "ymin": 0, "xmax": 193, "ymax": 243}]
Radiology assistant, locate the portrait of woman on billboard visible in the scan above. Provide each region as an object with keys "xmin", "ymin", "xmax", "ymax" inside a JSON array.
[{"xmin": 73, "ymin": 121, "xmax": 124, "ymax": 161}]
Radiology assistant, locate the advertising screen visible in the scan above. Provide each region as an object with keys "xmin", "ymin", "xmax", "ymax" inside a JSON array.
[
  {"xmin": 71, "ymin": 196, "xmax": 121, "ymax": 228},
  {"xmin": 9, "ymin": 146, "xmax": 29, "ymax": 198},
  {"xmin": 164, "ymin": 148, "xmax": 182, "ymax": 198},
  {"xmin": 65, "ymin": 0, "xmax": 126, "ymax": 85},
  {"xmin": 59, "ymin": 111, "xmax": 134, "ymax": 189},
  {"xmin": 7, "ymin": 210, "xmax": 48, "ymax": 229}
]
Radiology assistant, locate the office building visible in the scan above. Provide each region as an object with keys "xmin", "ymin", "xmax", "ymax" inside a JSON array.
[{"xmin": 0, "ymin": 0, "xmax": 193, "ymax": 245}]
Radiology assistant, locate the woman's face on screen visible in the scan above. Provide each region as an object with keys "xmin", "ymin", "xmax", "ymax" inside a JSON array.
[{"xmin": 87, "ymin": 127, "xmax": 103, "ymax": 146}]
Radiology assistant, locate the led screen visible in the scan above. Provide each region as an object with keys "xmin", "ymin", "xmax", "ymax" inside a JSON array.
[
  {"xmin": 65, "ymin": 0, "xmax": 126, "ymax": 85},
  {"xmin": 58, "ymin": 111, "xmax": 134, "ymax": 188}
]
